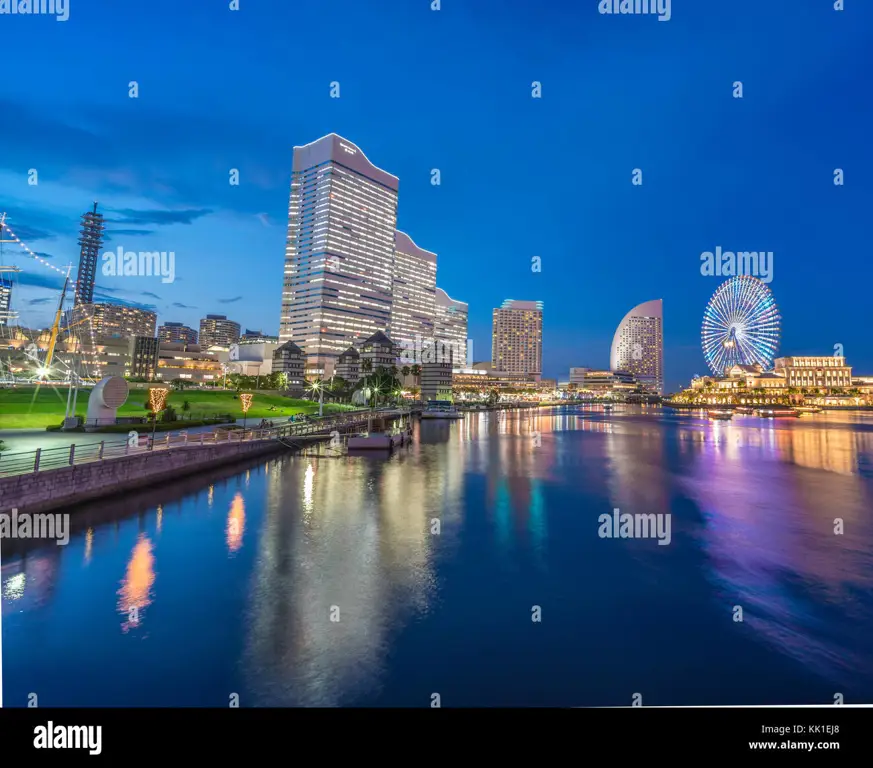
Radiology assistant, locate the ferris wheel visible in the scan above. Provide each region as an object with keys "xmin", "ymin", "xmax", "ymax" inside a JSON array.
[{"xmin": 701, "ymin": 275, "xmax": 781, "ymax": 375}]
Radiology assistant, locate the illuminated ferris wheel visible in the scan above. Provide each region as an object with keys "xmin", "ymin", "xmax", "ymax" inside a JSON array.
[{"xmin": 701, "ymin": 275, "xmax": 781, "ymax": 375}]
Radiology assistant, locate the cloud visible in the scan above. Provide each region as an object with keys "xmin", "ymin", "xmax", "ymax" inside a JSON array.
[
  {"xmin": 218, "ymin": 296, "xmax": 242, "ymax": 303},
  {"xmin": 256, "ymin": 213, "xmax": 271, "ymax": 226},
  {"xmin": 0, "ymin": 221, "xmax": 56, "ymax": 242},
  {"xmin": 34, "ymin": 251, "xmax": 54, "ymax": 259},
  {"xmin": 94, "ymin": 284, "xmax": 123, "ymax": 294},
  {"xmin": 28, "ymin": 297, "xmax": 53, "ymax": 305},
  {"xmin": 141, "ymin": 291, "xmax": 162, "ymax": 300},
  {"xmin": 171, "ymin": 301, "xmax": 197, "ymax": 309},
  {"xmin": 91, "ymin": 293, "xmax": 156, "ymax": 311},
  {"xmin": 105, "ymin": 229, "xmax": 155, "ymax": 237},
  {"xmin": 105, "ymin": 208, "xmax": 213, "ymax": 226},
  {"xmin": 14, "ymin": 271, "xmax": 65, "ymax": 291}
]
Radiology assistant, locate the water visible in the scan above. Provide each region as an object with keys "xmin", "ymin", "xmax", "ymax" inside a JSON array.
[{"xmin": 3, "ymin": 406, "xmax": 873, "ymax": 707}]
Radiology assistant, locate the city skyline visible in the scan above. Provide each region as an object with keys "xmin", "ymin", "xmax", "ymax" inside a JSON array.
[{"xmin": 0, "ymin": 2, "xmax": 870, "ymax": 391}]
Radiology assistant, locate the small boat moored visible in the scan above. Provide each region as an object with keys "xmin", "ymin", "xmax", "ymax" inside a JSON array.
[
  {"xmin": 734, "ymin": 407, "xmax": 755, "ymax": 415},
  {"xmin": 420, "ymin": 400, "xmax": 464, "ymax": 419},
  {"xmin": 795, "ymin": 406, "xmax": 823, "ymax": 414},
  {"xmin": 707, "ymin": 410, "xmax": 733, "ymax": 420},
  {"xmin": 756, "ymin": 408, "xmax": 799, "ymax": 418}
]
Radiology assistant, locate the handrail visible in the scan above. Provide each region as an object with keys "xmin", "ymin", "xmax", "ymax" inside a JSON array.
[{"xmin": 0, "ymin": 406, "xmax": 421, "ymax": 479}]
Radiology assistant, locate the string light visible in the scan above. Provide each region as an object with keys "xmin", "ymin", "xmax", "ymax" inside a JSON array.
[
  {"xmin": 149, "ymin": 387, "xmax": 170, "ymax": 413},
  {"xmin": 0, "ymin": 218, "xmax": 67, "ymax": 275},
  {"xmin": 239, "ymin": 393, "xmax": 253, "ymax": 414}
]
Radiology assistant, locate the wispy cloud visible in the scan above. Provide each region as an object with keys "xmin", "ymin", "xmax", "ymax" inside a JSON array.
[
  {"xmin": 171, "ymin": 301, "xmax": 197, "ymax": 309},
  {"xmin": 218, "ymin": 296, "xmax": 243, "ymax": 304},
  {"xmin": 28, "ymin": 297, "xmax": 53, "ymax": 305},
  {"xmin": 141, "ymin": 291, "xmax": 162, "ymax": 300},
  {"xmin": 106, "ymin": 208, "xmax": 213, "ymax": 226},
  {"xmin": 105, "ymin": 229, "xmax": 155, "ymax": 237}
]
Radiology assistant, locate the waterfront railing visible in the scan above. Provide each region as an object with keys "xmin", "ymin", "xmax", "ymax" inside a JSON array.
[{"xmin": 0, "ymin": 407, "xmax": 417, "ymax": 478}]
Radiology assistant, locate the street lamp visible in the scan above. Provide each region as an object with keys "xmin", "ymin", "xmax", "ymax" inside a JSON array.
[
  {"xmin": 239, "ymin": 392, "xmax": 253, "ymax": 428},
  {"xmin": 148, "ymin": 387, "xmax": 170, "ymax": 444}
]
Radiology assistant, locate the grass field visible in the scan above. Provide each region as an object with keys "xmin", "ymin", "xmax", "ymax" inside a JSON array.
[{"xmin": 0, "ymin": 386, "xmax": 353, "ymax": 430}]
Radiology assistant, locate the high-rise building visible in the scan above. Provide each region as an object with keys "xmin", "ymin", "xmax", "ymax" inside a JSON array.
[
  {"xmin": 390, "ymin": 230, "xmax": 436, "ymax": 354},
  {"xmin": 199, "ymin": 314, "xmax": 240, "ymax": 349},
  {"xmin": 278, "ymin": 134, "xmax": 400, "ymax": 376},
  {"xmin": 272, "ymin": 341, "xmax": 306, "ymax": 395},
  {"xmin": 434, "ymin": 288, "xmax": 468, "ymax": 369},
  {"xmin": 129, "ymin": 336, "xmax": 160, "ymax": 380},
  {"xmin": 492, "ymin": 299, "xmax": 543, "ymax": 377},
  {"xmin": 74, "ymin": 202, "xmax": 105, "ymax": 306},
  {"xmin": 610, "ymin": 299, "xmax": 663, "ymax": 394},
  {"xmin": 158, "ymin": 322, "xmax": 198, "ymax": 345},
  {"xmin": 73, "ymin": 302, "xmax": 157, "ymax": 339},
  {"xmin": 0, "ymin": 277, "xmax": 12, "ymax": 327}
]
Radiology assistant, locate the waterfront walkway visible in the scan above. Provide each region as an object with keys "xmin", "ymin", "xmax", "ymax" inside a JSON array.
[{"xmin": 0, "ymin": 407, "xmax": 418, "ymax": 479}]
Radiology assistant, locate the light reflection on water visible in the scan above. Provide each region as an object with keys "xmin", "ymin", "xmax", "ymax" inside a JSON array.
[{"xmin": 2, "ymin": 407, "xmax": 872, "ymax": 706}]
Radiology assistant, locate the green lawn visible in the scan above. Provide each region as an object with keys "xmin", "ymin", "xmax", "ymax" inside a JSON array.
[{"xmin": 0, "ymin": 386, "xmax": 353, "ymax": 429}]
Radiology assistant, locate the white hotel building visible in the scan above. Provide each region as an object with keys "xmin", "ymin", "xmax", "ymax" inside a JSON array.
[
  {"xmin": 279, "ymin": 134, "xmax": 399, "ymax": 376},
  {"xmin": 389, "ymin": 230, "xmax": 437, "ymax": 353}
]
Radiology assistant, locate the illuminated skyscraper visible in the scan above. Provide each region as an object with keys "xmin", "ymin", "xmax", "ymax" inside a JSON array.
[
  {"xmin": 390, "ymin": 230, "xmax": 436, "ymax": 352},
  {"xmin": 492, "ymin": 299, "xmax": 543, "ymax": 376},
  {"xmin": 279, "ymin": 134, "xmax": 399, "ymax": 376},
  {"xmin": 199, "ymin": 314, "xmax": 240, "ymax": 349},
  {"xmin": 434, "ymin": 288, "xmax": 468, "ymax": 369},
  {"xmin": 610, "ymin": 299, "xmax": 663, "ymax": 394},
  {"xmin": 74, "ymin": 202, "xmax": 105, "ymax": 306}
]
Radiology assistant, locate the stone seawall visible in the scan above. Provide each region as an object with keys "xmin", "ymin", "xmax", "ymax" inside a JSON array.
[{"xmin": 0, "ymin": 440, "xmax": 286, "ymax": 514}]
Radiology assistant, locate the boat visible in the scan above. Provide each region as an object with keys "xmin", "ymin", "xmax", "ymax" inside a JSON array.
[
  {"xmin": 707, "ymin": 410, "xmax": 733, "ymax": 420},
  {"xmin": 734, "ymin": 407, "xmax": 755, "ymax": 415},
  {"xmin": 347, "ymin": 415, "xmax": 405, "ymax": 450},
  {"xmin": 756, "ymin": 408, "xmax": 799, "ymax": 418},
  {"xmin": 420, "ymin": 400, "xmax": 464, "ymax": 419},
  {"xmin": 795, "ymin": 406, "xmax": 823, "ymax": 414},
  {"xmin": 602, "ymin": 403, "xmax": 614, "ymax": 412}
]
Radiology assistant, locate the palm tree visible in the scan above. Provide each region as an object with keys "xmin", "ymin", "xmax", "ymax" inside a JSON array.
[
  {"xmin": 401, "ymin": 365, "xmax": 411, "ymax": 380},
  {"xmin": 411, "ymin": 364, "xmax": 421, "ymax": 386},
  {"xmin": 361, "ymin": 358, "xmax": 373, "ymax": 375},
  {"xmin": 182, "ymin": 399, "xmax": 191, "ymax": 420}
]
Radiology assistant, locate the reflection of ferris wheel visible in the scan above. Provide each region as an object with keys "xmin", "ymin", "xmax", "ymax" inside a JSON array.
[{"xmin": 702, "ymin": 276, "xmax": 780, "ymax": 375}]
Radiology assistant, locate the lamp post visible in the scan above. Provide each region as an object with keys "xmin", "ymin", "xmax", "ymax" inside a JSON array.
[
  {"xmin": 240, "ymin": 392, "xmax": 253, "ymax": 429},
  {"xmin": 148, "ymin": 387, "xmax": 170, "ymax": 445}
]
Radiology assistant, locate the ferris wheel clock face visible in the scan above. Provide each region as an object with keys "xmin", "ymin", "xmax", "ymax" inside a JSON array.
[{"xmin": 701, "ymin": 275, "xmax": 781, "ymax": 376}]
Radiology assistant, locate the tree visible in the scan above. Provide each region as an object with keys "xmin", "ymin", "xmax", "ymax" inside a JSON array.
[
  {"xmin": 361, "ymin": 358, "xmax": 373, "ymax": 375},
  {"xmin": 182, "ymin": 400, "xmax": 192, "ymax": 419},
  {"xmin": 401, "ymin": 365, "xmax": 411, "ymax": 380},
  {"xmin": 411, "ymin": 364, "xmax": 421, "ymax": 384}
]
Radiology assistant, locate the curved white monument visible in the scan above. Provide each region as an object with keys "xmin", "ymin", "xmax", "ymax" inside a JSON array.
[{"xmin": 86, "ymin": 376, "xmax": 130, "ymax": 425}]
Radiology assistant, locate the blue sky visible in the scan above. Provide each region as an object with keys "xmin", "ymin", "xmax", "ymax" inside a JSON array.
[{"xmin": 0, "ymin": 0, "xmax": 870, "ymax": 390}]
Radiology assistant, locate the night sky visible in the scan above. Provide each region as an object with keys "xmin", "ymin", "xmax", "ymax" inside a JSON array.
[{"xmin": 1, "ymin": 0, "xmax": 870, "ymax": 391}]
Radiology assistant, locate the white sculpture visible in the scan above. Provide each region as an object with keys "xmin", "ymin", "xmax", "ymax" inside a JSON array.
[{"xmin": 86, "ymin": 376, "xmax": 130, "ymax": 425}]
